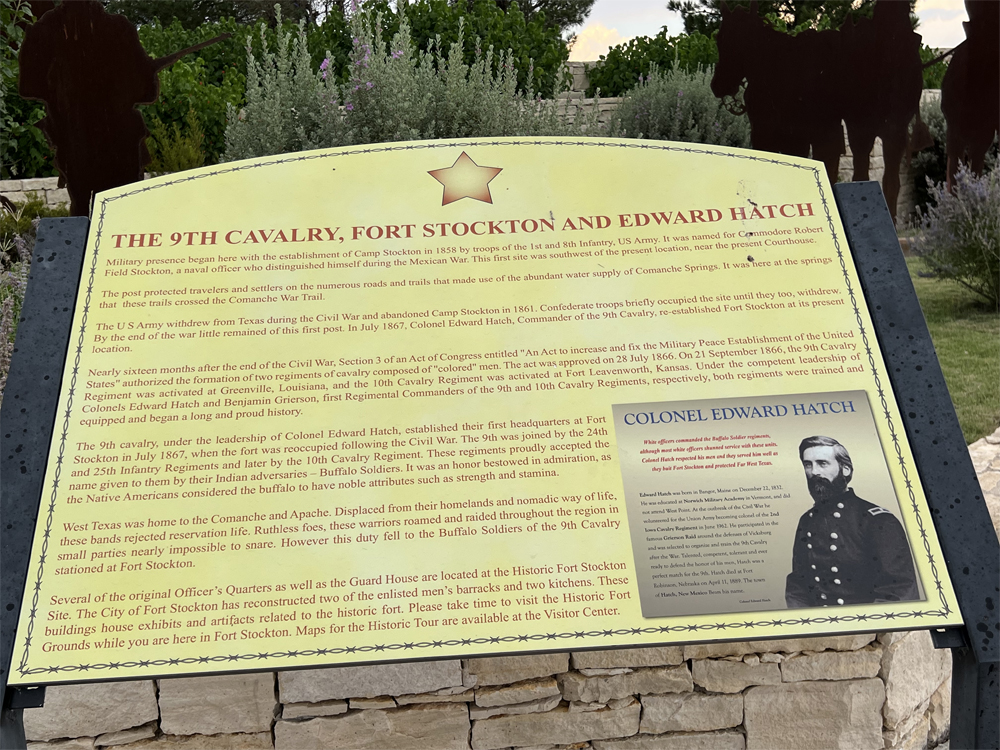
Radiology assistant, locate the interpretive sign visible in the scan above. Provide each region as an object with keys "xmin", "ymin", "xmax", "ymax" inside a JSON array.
[{"xmin": 9, "ymin": 138, "xmax": 961, "ymax": 685}]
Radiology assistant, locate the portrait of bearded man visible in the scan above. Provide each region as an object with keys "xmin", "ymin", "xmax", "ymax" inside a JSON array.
[{"xmin": 784, "ymin": 435, "xmax": 919, "ymax": 609}]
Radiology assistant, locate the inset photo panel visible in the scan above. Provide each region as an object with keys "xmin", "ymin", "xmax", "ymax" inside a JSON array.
[{"xmin": 612, "ymin": 390, "xmax": 923, "ymax": 618}]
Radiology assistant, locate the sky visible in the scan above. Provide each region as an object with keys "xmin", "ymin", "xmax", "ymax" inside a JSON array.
[{"xmin": 568, "ymin": 0, "xmax": 970, "ymax": 61}]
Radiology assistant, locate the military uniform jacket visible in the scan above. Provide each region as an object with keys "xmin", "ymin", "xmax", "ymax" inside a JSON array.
[{"xmin": 785, "ymin": 488, "xmax": 919, "ymax": 608}]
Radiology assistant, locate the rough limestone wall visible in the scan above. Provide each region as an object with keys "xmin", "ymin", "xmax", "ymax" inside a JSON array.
[
  {"xmin": 22, "ymin": 631, "xmax": 952, "ymax": 750},
  {"xmin": 0, "ymin": 177, "xmax": 69, "ymax": 209}
]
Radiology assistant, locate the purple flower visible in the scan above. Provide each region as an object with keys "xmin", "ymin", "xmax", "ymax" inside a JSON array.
[
  {"xmin": 345, "ymin": 103, "xmax": 354, "ymax": 111},
  {"xmin": 320, "ymin": 57, "xmax": 329, "ymax": 80},
  {"xmin": 366, "ymin": 81, "xmax": 373, "ymax": 89}
]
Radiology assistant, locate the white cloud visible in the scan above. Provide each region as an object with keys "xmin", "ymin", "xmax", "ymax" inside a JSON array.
[
  {"xmin": 914, "ymin": 0, "xmax": 968, "ymax": 48},
  {"xmin": 569, "ymin": 23, "xmax": 632, "ymax": 62}
]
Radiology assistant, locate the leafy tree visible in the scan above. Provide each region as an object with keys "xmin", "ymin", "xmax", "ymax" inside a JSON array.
[
  {"xmin": 1, "ymin": 0, "xmax": 55, "ymax": 179},
  {"xmin": 665, "ymin": 0, "xmax": 884, "ymax": 36},
  {"xmin": 586, "ymin": 28, "xmax": 717, "ymax": 96},
  {"xmin": 486, "ymin": 0, "xmax": 595, "ymax": 31},
  {"xmin": 103, "ymin": 0, "xmax": 316, "ymax": 29}
]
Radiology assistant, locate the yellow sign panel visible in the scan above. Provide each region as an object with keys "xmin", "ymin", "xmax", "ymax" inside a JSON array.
[{"xmin": 11, "ymin": 138, "xmax": 960, "ymax": 685}]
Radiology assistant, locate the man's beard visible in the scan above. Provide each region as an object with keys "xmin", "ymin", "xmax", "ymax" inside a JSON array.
[{"xmin": 808, "ymin": 472, "xmax": 849, "ymax": 502}]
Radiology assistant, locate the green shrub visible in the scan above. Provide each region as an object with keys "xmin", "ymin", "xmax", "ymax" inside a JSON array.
[
  {"xmin": 586, "ymin": 30, "xmax": 717, "ymax": 97},
  {"xmin": 148, "ymin": 109, "xmax": 207, "ymax": 174},
  {"xmin": 342, "ymin": 12, "xmax": 576, "ymax": 145},
  {"xmin": 223, "ymin": 18, "xmax": 348, "ymax": 161},
  {"xmin": 224, "ymin": 8, "xmax": 585, "ymax": 161},
  {"xmin": 1, "ymin": 0, "xmax": 56, "ymax": 179},
  {"xmin": 608, "ymin": 63, "xmax": 750, "ymax": 148},
  {"xmin": 912, "ymin": 166, "xmax": 1000, "ymax": 309},
  {"xmin": 402, "ymin": 0, "xmax": 571, "ymax": 98}
]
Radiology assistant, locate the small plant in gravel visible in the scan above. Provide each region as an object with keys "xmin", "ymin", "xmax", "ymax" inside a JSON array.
[{"xmin": 912, "ymin": 166, "xmax": 1000, "ymax": 310}]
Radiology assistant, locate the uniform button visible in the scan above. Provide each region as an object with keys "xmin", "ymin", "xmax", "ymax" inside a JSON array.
[
  {"xmin": 807, "ymin": 532, "xmax": 812, "ymax": 537},
  {"xmin": 830, "ymin": 545, "xmax": 837, "ymax": 551},
  {"xmin": 837, "ymin": 502, "xmax": 844, "ymax": 509},
  {"xmin": 834, "ymin": 579, "xmax": 841, "ymax": 584},
  {"xmin": 807, "ymin": 544, "xmax": 813, "ymax": 549},
  {"xmin": 831, "ymin": 567, "xmax": 838, "ymax": 572},
  {"xmin": 833, "ymin": 512, "xmax": 841, "ymax": 518},
  {"xmin": 830, "ymin": 533, "xmax": 838, "ymax": 539},
  {"xmin": 814, "ymin": 576, "xmax": 820, "ymax": 582},
  {"xmin": 820, "ymin": 594, "xmax": 827, "ymax": 600},
  {"xmin": 811, "ymin": 565, "xmax": 816, "ymax": 569},
  {"xmin": 837, "ymin": 598, "xmax": 844, "ymax": 605},
  {"xmin": 809, "ymin": 512, "xmax": 814, "ymax": 517}
]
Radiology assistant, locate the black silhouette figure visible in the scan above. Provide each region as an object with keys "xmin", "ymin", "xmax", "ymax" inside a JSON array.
[
  {"xmin": 712, "ymin": 0, "xmax": 932, "ymax": 222},
  {"xmin": 941, "ymin": 0, "xmax": 999, "ymax": 190},
  {"xmin": 711, "ymin": 0, "xmax": 844, "ymax": 184},
  {"xmin": 19, "ymin": 1, "xmax": 228, "ymax": 216},
  {"xmin": 838, "ymin": 0, "xmax": 924, "ymax": 221}
]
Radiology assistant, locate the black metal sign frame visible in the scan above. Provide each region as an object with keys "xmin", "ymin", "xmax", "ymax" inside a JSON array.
[{"xmin": 2, "ymin": 183, "xmax": 997, "ymax": 748}]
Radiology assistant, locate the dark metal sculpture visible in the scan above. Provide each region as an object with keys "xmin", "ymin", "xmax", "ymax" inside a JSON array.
[
  {"xmin": 712, "ymin": 0, "xmax": 927, "ymax": 221},
  {"xmin": 711, "ymin": 1, "xmax": 844, "ymax": 185},
  {"xmin": 837, "ymin": 0, "xmax": 924, "ymax": 220},
  {"xmin": 18, "ymin": 1, "xmax": 228, "ymax": 217},
  {"xmin": 941, "ymin": 0, "xmax": 999, "ymax": 190}
]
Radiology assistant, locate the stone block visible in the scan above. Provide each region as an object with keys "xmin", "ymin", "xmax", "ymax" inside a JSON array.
[
  {"xmin": 46, "ymin": 188, "xmax": 70, "ymax": 205},
  {"xmin": 279, "ymin": 659, "xmax": 462, "ymax": 702},
  {"xmin": 1, "ymin": 191, "xmax": 29, "ymax": 203},
  {"xmin": 560, "ymin": 666, "xmax": 692, "ymax": 703},
  {"xmin": 95, "ymin": 723, "xmax": 156, "ymax": 746},
  {"xmin": 744, "ymin": 679, "xmax": 885, "ymax": 750},
  {"xmin": 692, "ymin": 659, "xmax": 780, "ymax": 693},
  {"xmin": 28, "ymin": 740, "xmax": 95, "ymax": 750},
  {"xmin": 281, "ymin": 700, "xmax": 348, "ymax": 719},
  {"xmin": 749, "ymin": 634, "xmax": 876, "ymax": 654},
  {"xmin": 883, "ymin": 700, "xmax": 929, "ymax": 747},
  {"xmin": 640, "ymin": 694, "xmax": 742, "ymax": 734},
  {"xmin": 396, "ymin": 687, "xmax": 474, "ymax": 705},
  {"xmin": 471, "ymin": 702, "xmax": 640, "ymax": 750},
  {"xmin": 22, "ymin": 177, "xmax": 59, "ymax": 190},
  {"xmin": 349, "ymin": 696, "xmax": 396, "ymax": 710},
  {"xmin": 274, "ymin": 703, "xmax": 470, "ymax": 750},
  {"xmin": 885, "ymin": 714, "xmax": 930, "ymax": 750},
  {"xmin": 0, "ymin": 179, "xmax": 22, "ymax": 192},
  {"xmin": 464, "ymin": 653, "xmax": 569, "ymax": 687},
  {"xmin": 881, "ymin": 630, "xmax": 951, "ymax": 729},
  {"xmin": 469, "ymin": 693, "xmax": 561, "ymax": 719},
  {"xmin": 477, "ymin": 677, "xmax": 560, "ymax": 707},
  {"xmin": 159, "ymin": 673, "xmax": 277, "ymax": 736},
  {"xmin": 24, "ymin": 681, "xmax": 158, "ymax": 742},
  {"xmin": 780, "ymin": 647, "xmax": 882, "ymax": 682},
  {"xmin": 571, "ymin": 647, "xmax": 683, "ymax": 670},
  {"xmin": 928, "ymin": 678, "xmax": 950, "ymax": 746},
  {"xmin": 116, "ymin": 732, "xmax": 274, "ymax": 748},
  {"xmin": 593, "ymin": 730, "xmax": 746, "ymax": 749}
]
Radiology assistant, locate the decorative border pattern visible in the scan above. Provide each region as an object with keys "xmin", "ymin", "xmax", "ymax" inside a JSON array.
[{"xmin": 17, "ymin": 139, "xmax": 952, "ymax": 681}]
